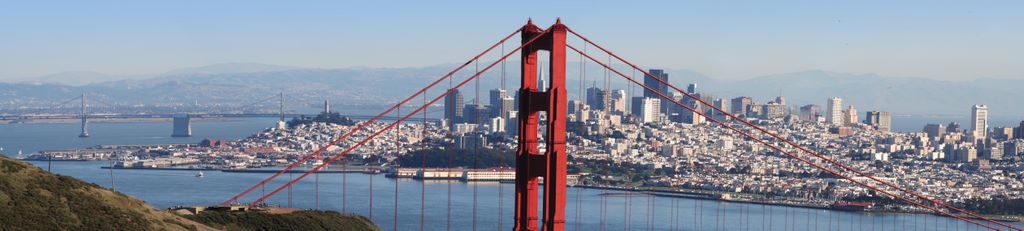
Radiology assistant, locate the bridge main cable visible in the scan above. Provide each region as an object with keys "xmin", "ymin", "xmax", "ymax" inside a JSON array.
[
  {"xmin": 567, "ymin": 29, "xmax": 1021, "ymax": 231},
  {"xmin": 567, "ymin": 43, "xmax": 1009, "ymax": 231},
  {"xmin": 221, "ymin": 27, "xmax": 524, "ymax": 206},
  {"xmin": 245, "ymin": 26, "xmax": 554, "ymax": 206}
]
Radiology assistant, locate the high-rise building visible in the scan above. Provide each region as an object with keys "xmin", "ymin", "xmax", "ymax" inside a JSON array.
[
  {"xmin": 762, "ymin": 103, "xmax": 786, "ymax": 120},
  {"xmin": 638, "ymin": 97, "xmax": 661, "ymax": 124},
  {"xmin": 826, "ymin": 97, "xmax": 843, "ymax": 126},
  {"xmin": 972, "ymin": 105, "xmax": 989, "ymax": 140},
  {"xmin": 947, "ymin": 122, "xmax": 961, "ymax": 133},
  {"xmin": 631, "ymin": 97, "xmax": 645, "ymax": 117},
  {"xmin": 489, "ymin": 89, "xmax": 508, "ymax": 118},
  {"xmin": 712, "ymin": 98, "xmax": 728, "ymax": 120},
  {"xmin": 463, "ymin": 104, "xmax": 488, "ymax": 125},
  {"xmin": 610, "ymin": 89, "xmax": 627, "ymax": 114},
  {"xmin": 799, "ymin": 104, "xmax": 820, "ymax": 122},
  {"xmin": 865, "ymin": 111, "xmax": 892, "ymax": 133},
  {"xmin": 876, "ymin": 111, "xmax": 891, "ymax": 133},
  {"xmin": 444, "ymin": 89, "xmax": 464, "ymax": 129},
  {"xmin": 730, "ymin": 96, "xmax": 752, "ymax": 116},
  {"xmin": 1016, "ymin": 121, "xmax": 1024, "ymax": 139},
  {"xmin": 643, "ymin": 69, "xmax": 669, "ymax": 99},
  {"xmin": 585, "ymin": 86, "xmax": 608, "ymax": 111},
  {"xmin": 844, "ymin": 105, "xmax": 858, "ymax": 126},
  {"xmin": 687, "ymin": 83, "xmax": 697, "ymax": 94},
  {"xmin": 924, "ymin": 123, "xmax": 946, "ymax": 138},
  {"xmin": 773, "ymin": 96, "xmax": 786, "ymax": 105},
  {"xmin": 568, "ymin": 100, "xmax": 583, "ymax": 116}
]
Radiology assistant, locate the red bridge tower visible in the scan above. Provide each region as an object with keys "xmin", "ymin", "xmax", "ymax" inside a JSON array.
[{"xmin": 515, "ymin": 19, "xmax": 569, "ymax": 231}]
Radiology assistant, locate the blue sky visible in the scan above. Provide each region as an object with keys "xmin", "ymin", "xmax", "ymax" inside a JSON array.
[{"xmin": 1, "ymin": 1, "xmax": 1021, "ymax": 81}]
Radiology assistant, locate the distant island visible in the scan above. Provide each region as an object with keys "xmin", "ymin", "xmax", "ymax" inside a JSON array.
[{"xmin": 287, "ymin": 112, "xmax": 356, "ymax": 127}]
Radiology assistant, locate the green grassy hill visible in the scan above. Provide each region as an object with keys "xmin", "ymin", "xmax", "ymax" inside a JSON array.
[
  {"xmin": 0, "ymin": 155, "xmax": 379, "ymax": 231},
  {"xmin": 184, "ymin": 210, "xmax": 380, "ymax": 231},
  {"xmin": 0, "ymin": 155, "xmax": 211, "ymax": 230}
]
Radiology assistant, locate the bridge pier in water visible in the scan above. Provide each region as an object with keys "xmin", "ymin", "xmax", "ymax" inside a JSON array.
[
  {"xmin": 172, "ymin": 115, "xmax": 192, "ymax": 137},
  {"xmin": 78, "ymin": 93, "xmax": 89, "ymax": 137}
]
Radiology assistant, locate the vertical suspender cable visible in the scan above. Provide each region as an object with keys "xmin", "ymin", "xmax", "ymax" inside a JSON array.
[
  {"xmin": 394, "ymin": 106, "xmax": 400, "ymax": 231},
  {"xmin": 604, "ymin": 54, "xmax": 610, "ymax": 114},
  {"xmin": 498, "ymin": 42, "xmax": 505, "ymax": 231},
  {"xmin": 698, "ymin": 196, "xmax": 703, "ymax": 230},
  {"xmin": 577, "ymin": 42, "xmax": 586, "ymax": 231},
  {"xmin": 109, "ymin": 155, "xmax": 115, "ymax": 191},
  {"xmin": 315, "ymin": 167, "xmax": 320, "ymax": 210},
  {"xmin": 447, "ymin": 66, "xmax": 453, "ymax": 231},
  {"xmin": 421, "ymin": 92, "xmax": 427, "ymax": 231},
  {"xmin": 717, "ymin": 198, "xmax": 722, "ymax": 231},
  {"xmin": 342, "ymin": 158, "xmax": 346, "ymax": 213},
  {"xmin": 288, "ymin": 172, "xmax": 293, "ymax": 207},
  {"xmin": 472, "ymin": 60, "xmax": 479, "ymax": 231},
  {"xmin": 374, "ymin": 144, "xmax": 378, "ymax": 219}
]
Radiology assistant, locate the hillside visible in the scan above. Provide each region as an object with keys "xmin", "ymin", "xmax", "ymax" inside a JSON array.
[
  {"xmin": 0, "ymin": 155, "xmax": 213, "ymax": 230},
  {"xmin": 0, "ymin": 155, "xmax": 380, "ymax": 230},
  {"xmin": 184, "ymin": 209, "xmax": 380, "ymax": 231}
]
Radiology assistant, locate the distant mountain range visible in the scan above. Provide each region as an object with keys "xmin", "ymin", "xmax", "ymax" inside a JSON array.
[{"xmin": 2, "ymin": 63, "xmax": 1022, "ymax": 116}]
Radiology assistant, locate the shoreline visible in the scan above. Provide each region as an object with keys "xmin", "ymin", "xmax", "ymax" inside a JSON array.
[
  {"xmin": 572, "ymin": 184, "xmax": 1024, "ymax": 223},
  {"xmin": 27, "ymin": 161, "xmax": 1024, "ymax": 223}
]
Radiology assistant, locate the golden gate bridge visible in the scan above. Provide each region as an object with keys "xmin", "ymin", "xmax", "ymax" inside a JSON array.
[{"xmin": 212, "ymin": 19, "xmax": 1021, "ymax": 231}]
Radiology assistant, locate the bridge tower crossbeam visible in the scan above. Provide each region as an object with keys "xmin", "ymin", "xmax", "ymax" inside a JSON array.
[{"xmin": 514, "ymin": 19, "xmax": 568, "ymax": 231}]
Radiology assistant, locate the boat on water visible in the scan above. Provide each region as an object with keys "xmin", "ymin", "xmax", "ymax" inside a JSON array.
[
  {"xmin": 830, "ymin": 201, "xmax": 873, "ymax": 211},
  {"xmin": 195, "ymin": 171, "xmax": 204, "ymax": 178}
]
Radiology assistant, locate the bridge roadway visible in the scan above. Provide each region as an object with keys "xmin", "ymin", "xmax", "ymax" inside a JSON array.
[{"xmin": 0, "ymin": 113, "xmax": 439, "ymax": 122}]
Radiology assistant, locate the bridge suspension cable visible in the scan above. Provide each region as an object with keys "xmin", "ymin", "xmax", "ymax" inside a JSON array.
[
  {"xmin": 220, "ymin": 27, "xmax": 524, "ymax": 206},
  {"xmin": 569, "ymin": 28, "xmax": 1022, "ymax": 231},
  {"xmin": 240, "ymin": 26, "xmax": 552, "ymax": 208},
  {"xmin": 565, "ymin": 41, "xmax": 1017, "ymax": 231}
]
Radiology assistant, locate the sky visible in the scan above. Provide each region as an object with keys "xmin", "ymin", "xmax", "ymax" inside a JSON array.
[{"xmin": 1, "ymin": 1, "xmax": 1022, "ymax": 81}]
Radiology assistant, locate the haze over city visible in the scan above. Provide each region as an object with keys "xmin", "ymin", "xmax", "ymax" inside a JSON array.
[
  {"xmin": 2, "ymin": 1, "xmax": 1022, "ymax": 81},
  {"xmin": 2, "ymin": 2, "xmax": 1024, "ymax": 231}
]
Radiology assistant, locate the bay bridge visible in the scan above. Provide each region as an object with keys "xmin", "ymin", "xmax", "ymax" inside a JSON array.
[{"xmin": 2, "ymin": 91, "xmax": 437, "ymax": 138}]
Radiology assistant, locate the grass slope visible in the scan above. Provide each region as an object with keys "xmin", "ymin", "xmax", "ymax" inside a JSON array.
[
  {"xmin": 184, "ymin": 210, "xmax": 380, "ymax": 231},
  {"xmin": 0, "ymin": 155, "xmax": 212, "ymax": 230}
]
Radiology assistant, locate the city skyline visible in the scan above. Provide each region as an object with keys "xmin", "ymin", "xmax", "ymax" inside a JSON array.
[
  {"xmin": 3, "ymin": 14, "xmax": 1024, "ymax": 230},
  {"xmin": 2, "ymin": 1, "xmax": 1023, "ymax": 81}
]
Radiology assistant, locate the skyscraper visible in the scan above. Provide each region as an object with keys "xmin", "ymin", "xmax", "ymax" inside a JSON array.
[
  {"xmin": 1016, "ymin": 121, "xmax": 1024, "ymax": 139},
  {"xmin": 610, "ymin": 89, "xmax": 627, "ymax": 114},
  {"xmin": 730, "ymin": 96, "xmax": 752, "ymax": 116},
  {"xmin": 687, "ymin": 83, "xmax": 697, "ymax": 94},
  {"xmin": 827, "ymin": 97, "xmax": 843, "ymax": 126},
  {"xmin": 865, "ymin": 111, "xmax": 892, "ymax": 133},
  {"xmin": 637, "ymin": 97, "xmax": 661, "ymax": 124},
  {"xmin": 924, "ymin": 123, "xmax": 945, "ymax": 138},
  {"xmin": 585, "ymin": 86, "xmax": 608, "ymax": 111},
  {"xmin": 799, "ymin": 104, "xmax": 820, "ymax": 122},
  {"xmin": 972, "ymin": 104, "xmax": 989, "ymax": 140},
  {"xmin": 643, "ymin": 69, "xmax": 669, "ymax": 99},
  {"xmin": 844, "ymin": 105, "xmax": 858, "ymax": 126},
  {"xmin": 463, "ymin": 103, "xmax": 487, "ymax": 125},
  {"xmin": 444, "ymin": 89, "xmax": 464, "ymax": 128},
  {"xmin": 712, "ymin": 98, "xmax": 728, "ymax": 120},
  {"xmin": 489, "ymin": 89, "xmax": 512, "ymax": 118}
]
